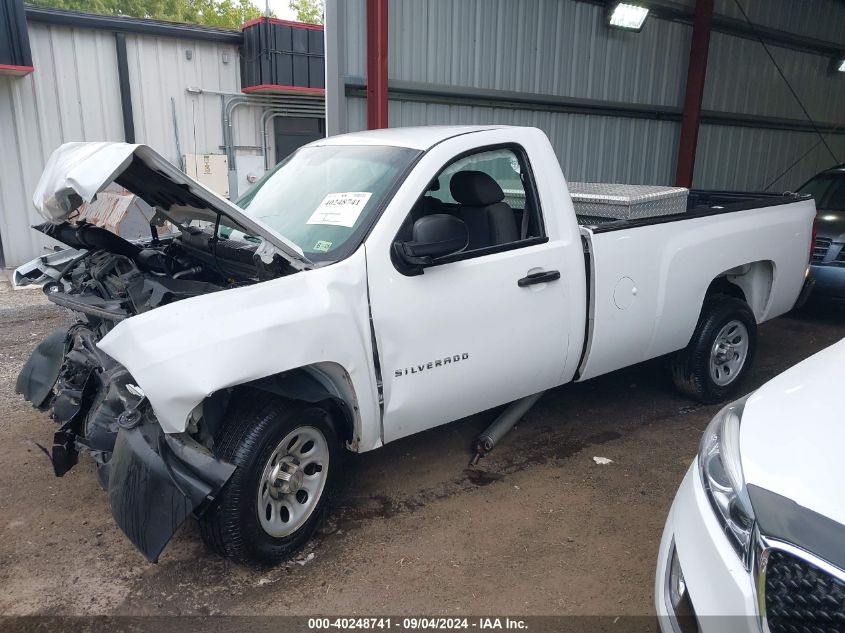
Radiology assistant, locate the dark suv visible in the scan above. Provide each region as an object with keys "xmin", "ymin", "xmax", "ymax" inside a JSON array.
[{"xmin": 799, "ymin": 166, "xmax": 845, "ymax": 299}]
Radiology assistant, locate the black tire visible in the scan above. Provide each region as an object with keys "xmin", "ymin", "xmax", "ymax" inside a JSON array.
[
  {"xmin": 198, "ymin": 389, "xmax": 342, "ymax": 565},
  {"xmin": 671, "ymin": 294, "xmax": 757, "ymax": 404}
]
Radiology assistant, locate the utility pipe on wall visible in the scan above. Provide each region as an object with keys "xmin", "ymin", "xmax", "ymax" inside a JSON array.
[
  {"xmin": 675, "ymin": 0, "xmax": 715, "ymax": 188},
  {"xmin": 261, "ymin": 109, "xmax": 295, "ymax": 169},
  {"xmin": 185, "ymin": 87, "xmax": 323, "ymax": 197},
  {"xmin": 185, "ymin": 88, "xmax": 316, "ymax": 197},
  {"xmin": 114, "ymin": 32, "xmax": 135, "ymax": 143},
  {"xmin": 366, "ymin": 0, "xmax": 389, "ymax": 129}
]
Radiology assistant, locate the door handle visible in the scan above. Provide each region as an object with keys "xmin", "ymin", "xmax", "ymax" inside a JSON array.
[{"xmin": 518, "ymin": 270, "xmax": 561, "ymax": 287}]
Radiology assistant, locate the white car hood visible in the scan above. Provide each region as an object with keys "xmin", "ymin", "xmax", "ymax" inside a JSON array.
[
  {"xmin": 33, "ymin": 142, "xmax": 308, "ymax": 267},
  {"xmin": 740, "ymin": 339, "xmax": 845, "ymax": 527}
]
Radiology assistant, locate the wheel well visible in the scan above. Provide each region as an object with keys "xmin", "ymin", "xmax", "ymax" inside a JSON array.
[
  {"xmin": 706, "ymin": 276, "xmax": 746, "ymax": 302},
  {"xmin": 706, "ymin": 260, "xmax": 774, "ymax": 321},
  {"xmin": 198, "ymin": 366, "xmax": 358, "ymax": 450}
]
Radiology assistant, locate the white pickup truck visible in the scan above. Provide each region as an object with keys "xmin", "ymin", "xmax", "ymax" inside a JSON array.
[{"xmin": 15, "ymin": 126, "xmax": 815, "ymax": 565}]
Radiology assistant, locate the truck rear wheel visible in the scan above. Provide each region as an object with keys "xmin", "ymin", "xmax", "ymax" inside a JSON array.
[
  {"xmin": 198, "ymin": 390, "xmax": 342, "ymax": 565},
  {"xmin": 670, "ymin": 295, "xmax": 757, "ymax": 403}
]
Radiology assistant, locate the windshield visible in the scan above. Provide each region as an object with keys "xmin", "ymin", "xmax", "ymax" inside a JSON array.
[
  {"xmin": 798, "ymin": 173, "xmax": 845, "ymax": 211},
  {"xmin": 236, "ymin": 144, "xmax": 421, "ymax": 262}
]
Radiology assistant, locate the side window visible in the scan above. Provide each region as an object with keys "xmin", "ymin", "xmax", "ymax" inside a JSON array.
[{"xmin": 399, "ymin": 146, "xmax": 544, "ymax": 256}]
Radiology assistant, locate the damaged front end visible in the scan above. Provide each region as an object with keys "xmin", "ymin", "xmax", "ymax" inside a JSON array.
[
  {"xmin": 16, "ymin": 322, "xmax": 236, "ymax": 562},
  {"xmin": 13, "ymin": 141, "xmax": 310, "ymax": 560},
  {"xmin": 16, "ymin": 323, "xmax": 131, "ymax": 479},
  {"xmin": 109, "ymin": 420, "xmax": 234, "ymax": 562}
]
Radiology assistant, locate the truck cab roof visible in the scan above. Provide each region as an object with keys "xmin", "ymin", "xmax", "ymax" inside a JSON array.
[{"xmin": 312, "ymin": 125, "xmax": 511, "ymax": 150}]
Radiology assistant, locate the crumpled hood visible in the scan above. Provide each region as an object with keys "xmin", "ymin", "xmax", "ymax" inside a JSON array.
[
  {"xmin": 33, "ymin": 142, "xmax": 308, "ymax": 267},
  {"xmin": 740, "ymin": 339, "xmax": 845, "ymax": 527}
]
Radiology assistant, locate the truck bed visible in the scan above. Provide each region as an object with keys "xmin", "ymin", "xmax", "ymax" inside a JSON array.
[
  {"xmin": 576, "ymin": 191, "xmax": 815, "ymax": 382},
  {"xmin": 576, "ymin": 190, "xmax": 808, "ymax": 231}
]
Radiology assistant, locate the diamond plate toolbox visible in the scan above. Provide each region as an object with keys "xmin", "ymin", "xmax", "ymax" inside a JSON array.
[{"xmin": 568, "ymin": 182, "xmax": 689, "ymax": 220}]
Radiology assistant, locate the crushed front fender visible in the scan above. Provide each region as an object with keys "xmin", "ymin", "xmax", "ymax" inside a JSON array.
[{"xmin": 108, "ymin": 422, "xmax": 235, "ymax": 562}]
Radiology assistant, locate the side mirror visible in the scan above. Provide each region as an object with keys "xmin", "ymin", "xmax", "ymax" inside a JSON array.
[{"xmin": 394, "ymin": 214, "xmax": 468, "ymax": 273}]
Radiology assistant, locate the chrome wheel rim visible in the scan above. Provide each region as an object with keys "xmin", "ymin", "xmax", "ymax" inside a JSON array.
[
  {"xmin": 257, "ymin": 426, "xmax": 330, "ymax": 538},
  {"xmin": 709, "ymin": 320, "xmax": 749, "ymax": 387}
]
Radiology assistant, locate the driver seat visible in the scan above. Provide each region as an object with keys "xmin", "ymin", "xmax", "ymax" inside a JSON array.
[{"xmin": 449, "ymin": 171, "xmax": 518, "ymax": 250}]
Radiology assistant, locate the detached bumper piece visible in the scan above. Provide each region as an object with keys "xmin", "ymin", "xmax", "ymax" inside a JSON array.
[
  {"xmin": 15, "ymin": 326, "xmax": 88, "ymax": 476},
  {"xmin": 108, "ymin": 422, "xmax": 235, "ymax": 562},
  {"xmin": 15, "ymin": 327, "xmax": 68, "ymax": 409}
]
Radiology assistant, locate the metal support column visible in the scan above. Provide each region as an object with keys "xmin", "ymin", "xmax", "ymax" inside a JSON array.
[
  {"xmin": 114, "ymin": 32, "xmax": 136, "ymax": 143},
  {"xmin": 324, "ymin": 0, "xmax": 346, "ymax": 135},
  {"xmin": 675, "ymin": 0, "xmax": 714, "ymax": 188},
  {"xmin": 366, "ymin": 0, "xmax": 388, "ymax": 129}
]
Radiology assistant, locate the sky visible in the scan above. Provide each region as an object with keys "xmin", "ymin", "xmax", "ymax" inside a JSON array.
[{"xmin": 263, "ymin": 0, "xmax": 298, "ymax": 21}]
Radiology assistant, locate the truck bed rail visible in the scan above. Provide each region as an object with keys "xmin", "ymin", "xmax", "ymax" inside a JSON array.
[{"xmin": 580, "ymin": 191, "xmax": 810, "ymax": 233}]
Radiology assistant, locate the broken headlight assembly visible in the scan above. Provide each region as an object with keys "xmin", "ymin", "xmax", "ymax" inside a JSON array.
[{"xmin": 698, "ymin": 394, "xmax": 755, "ymax": 569}]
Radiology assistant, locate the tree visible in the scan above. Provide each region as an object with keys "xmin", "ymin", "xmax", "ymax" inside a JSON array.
[
  {"xmin": 288, "ymin": 0, "xmax": 323, "ymax": 24},
  {"xmin": 30, "ymin": 0, "xmax": 267, "ymax": 30}
]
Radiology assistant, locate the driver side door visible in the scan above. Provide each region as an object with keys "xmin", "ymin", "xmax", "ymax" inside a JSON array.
[{"xmin": 366, "ymin": 144, "xmax": 573, "ymax": 443}]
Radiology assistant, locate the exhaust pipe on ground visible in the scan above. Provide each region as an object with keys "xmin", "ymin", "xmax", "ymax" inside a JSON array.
[{"xmin": 470, "ymin": 391, "xmax": 545, "ymax": 466}]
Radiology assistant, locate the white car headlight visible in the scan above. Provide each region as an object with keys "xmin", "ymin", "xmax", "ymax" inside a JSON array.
[{"xmin": 698, "ymin": 394, "xmax": 756, "ymax": 569}]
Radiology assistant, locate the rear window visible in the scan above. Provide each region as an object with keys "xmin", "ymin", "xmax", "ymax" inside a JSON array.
[{"xmin": 428, "ymin": 148, "xmax": 528, "ymax": 210}]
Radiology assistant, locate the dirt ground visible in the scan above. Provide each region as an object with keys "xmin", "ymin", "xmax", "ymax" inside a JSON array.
[{"xmin": 0, "ymin": 280, "xmax": 842, "ymax": 618}]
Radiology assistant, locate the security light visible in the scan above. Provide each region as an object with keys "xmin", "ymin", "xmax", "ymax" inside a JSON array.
[
  {"xmin": 608, "ymin": 2, "xmax": 649, "ymax": 31},
  {"xmin": 839, "ymin": 59, "xmax": 845, "ymax": 72}
]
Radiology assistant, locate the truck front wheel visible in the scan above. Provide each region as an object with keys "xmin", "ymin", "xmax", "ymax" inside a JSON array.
[
  {"xmin": 671, "ymin": 295, "xmax": 757, "ymax": 403},
  {"xmin": 198, "ymin": 390, "xmax": 342, "ymax": 565}
]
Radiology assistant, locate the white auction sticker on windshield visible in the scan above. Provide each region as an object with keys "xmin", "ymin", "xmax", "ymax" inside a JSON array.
[{"xmin": 306, "ymin": 192, "xmax": 373, "ymax": 227}]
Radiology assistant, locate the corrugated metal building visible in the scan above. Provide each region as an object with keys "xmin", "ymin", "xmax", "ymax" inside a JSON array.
[
  {"xmin": 0, "ymin": 6, "xmax": 325, "ymax": 268},
  {"xmin": 326, "ymin": 0, "xmax": 845, "ymax": 193}
]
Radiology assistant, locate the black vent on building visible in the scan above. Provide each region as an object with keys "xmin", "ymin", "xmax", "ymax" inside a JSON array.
[
  {"xmin": 240, "ymin": 17, "xmax": 324, "ymax": 94},
  {"xmin": 1, "ymin": 0, "xmax": 33, "ymax": 76}
]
